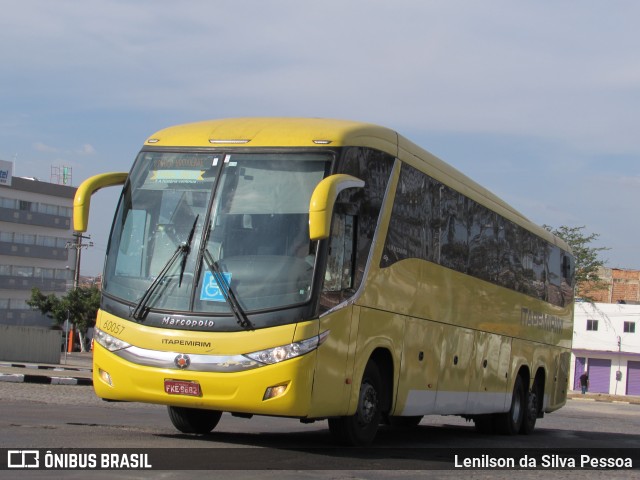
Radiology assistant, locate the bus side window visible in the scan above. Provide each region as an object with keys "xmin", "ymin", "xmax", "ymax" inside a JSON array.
[
  {"xmin": 116, "ymin": 209, "xmax": 148, "ymax": 276},
  {"xmin": 324, "ymin": 209, "xmax": 356, "ymax": 292}
]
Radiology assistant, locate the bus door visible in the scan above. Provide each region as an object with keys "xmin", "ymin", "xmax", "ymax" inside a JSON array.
[{"xmin": 309, "ymin": 209, "xmax": 359, "ymax": 417}]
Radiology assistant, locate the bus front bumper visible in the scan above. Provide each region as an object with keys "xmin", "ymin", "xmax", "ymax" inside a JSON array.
[{"xmin": 92, "ymin": 343, "xmax": 316, "ymax": 418}]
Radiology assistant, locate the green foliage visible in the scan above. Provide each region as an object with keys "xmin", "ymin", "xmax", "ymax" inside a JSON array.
[
  {"xmin": 544, "ymin": 225, "xmax": 609, "ymax": 300},
  {"xmin": 27, "ymin": 286, "xmax": 100, "ymax": 332}
]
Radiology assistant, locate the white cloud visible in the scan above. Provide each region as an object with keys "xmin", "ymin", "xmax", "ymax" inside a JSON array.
[
  {"xmin": 33, "ymin": 142, "xmax": 59, "ymax": 153},
  {"xmin": 77, "ymin": 144, "xmax": 96, "ymax": 155}
]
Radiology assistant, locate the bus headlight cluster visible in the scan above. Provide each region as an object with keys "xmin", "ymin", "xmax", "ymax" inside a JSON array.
[
  {"xmin": 243, "ymin": 331, "xmax": 329, "ymax": 365},
  {"xmin": 94, "ymin": 328, "xmax": 131, "ymax": 352}
]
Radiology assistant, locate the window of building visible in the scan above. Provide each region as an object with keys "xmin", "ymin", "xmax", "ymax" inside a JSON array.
[
  {"xmin": 35, "ymin": 268, "xmax": 55, "ymax": 279},
  {"xmin": 19, "ymin": 200, "xmax": 33, "ymax": 212},
  {"xmin": 10, "ymin": 299, "xmax": 30, "ymax": 310},
  {"xmin": 13, "ymin": 266, "xmax": 34, "ymax": 277},
  {"xmin": 586, "ymin": 319, "xmax": 599, "ymax": 331},
  {"xmin": 36, "ymin": 236, "xmax": 56, "ymax": 247},
  {"xmin": 54, "ymin": 268, "xmax": 71, "ymax": 280},
  {"xmin": 624, "ymin": 321, "xmax": 636, "ymax": 333},
  {"xmin": 0, "ymin": 197, "xmax": 16, "ymax": 209}
]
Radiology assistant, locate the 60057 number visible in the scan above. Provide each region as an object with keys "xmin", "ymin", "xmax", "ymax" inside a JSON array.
[{"xmin": 102, "ymin": 320, "xmax": 125, "ymax": 335}]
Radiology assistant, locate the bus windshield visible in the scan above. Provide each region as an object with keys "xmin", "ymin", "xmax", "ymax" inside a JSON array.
[{"xmin": 103, "ymin": 150, "xmax": 331, "ymax": 316}]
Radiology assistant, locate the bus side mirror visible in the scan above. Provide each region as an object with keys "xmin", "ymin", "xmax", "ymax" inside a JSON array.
[
  {"xmin": 308, "ymin": 174, "xmax": 364, "ymax": 240},
  {"xmin": 74, "ymin": 172, "xmax": 128, "ymax": 232}
]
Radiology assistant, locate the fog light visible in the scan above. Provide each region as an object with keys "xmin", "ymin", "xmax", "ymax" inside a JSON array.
[
  {"xmin": 98, "ymin": 368, "xmax": 113, "ymax": 386},
  {"xmin": 263, "ymin": 384, "xmax": 288, "ymax": 400}
]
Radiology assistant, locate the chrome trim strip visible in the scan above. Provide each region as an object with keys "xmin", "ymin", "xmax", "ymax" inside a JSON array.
[
  {"xmin": 109, "ymin": 330, "xmax": 330, "ymax": 373},
  {"xmin": 112, "ymin": 345, "xmax": 260, "ymax": 373}
]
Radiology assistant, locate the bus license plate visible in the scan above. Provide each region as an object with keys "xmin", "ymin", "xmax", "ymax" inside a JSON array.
[{"xmin": 164, "ymin": 379, "xmax": 201, "ymax": 397}]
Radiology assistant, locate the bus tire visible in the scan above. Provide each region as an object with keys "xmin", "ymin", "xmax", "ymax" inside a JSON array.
[
  {"xmin": 495, "ymin": 375, "xmax": 525, "ymax": 435},
  {"xmin": 328, "ymin": 361, "xmax": 382, "ymax": 446},
  {"xmin": 521, "ymin": 379, "xmax": 541, "ymax": 435},
  {"xmin": 167, "ymin": 406, "xmax": 222, "ymax": 434}
]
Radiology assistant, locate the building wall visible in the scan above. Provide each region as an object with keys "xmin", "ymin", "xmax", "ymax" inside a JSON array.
[
  {"xmin": 571, "ymin": 302, "xmax": 640, "ymax": 396},
  {"xmin": 580, "ymin": 267, "xmax": 640, "ymax": 304},
  {"xmin": 0, "ymin": 176, "xmax": 77, "ymax": 327}
]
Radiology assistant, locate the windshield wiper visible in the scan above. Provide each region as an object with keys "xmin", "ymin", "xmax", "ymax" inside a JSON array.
[
  {"xmin": 132, "ymin": 215, "xmax": 199, "ymax": 320},
  {"xmin": 202, "ymin": 248, "xmax": 254, "ymax": 331},
  {"xmin": 178, "ymin": 215, "xmax": 199, "ymax": 287}
]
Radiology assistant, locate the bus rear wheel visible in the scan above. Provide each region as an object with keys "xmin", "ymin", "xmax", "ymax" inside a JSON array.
[
  {"xmin": 521, "ymin": 380, "xmax": 541, "ymax": 435},
  {"xmin": 495, "ymin": 375, "xmax": 525, "ymax": 435},
  {"xmin": 328, "ymin": 361, "xmax": 382, "ymax": 446},
  {"xmin": 167, "ymin": 406, "xmax": 222, "ymax": 434}
]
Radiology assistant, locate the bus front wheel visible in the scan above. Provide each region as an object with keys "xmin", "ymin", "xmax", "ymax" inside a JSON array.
[
  {"xmin": 167, "ymin": 406, "xmax": 222, "ymax": 434},
  {"xmin": 328, "ymin": 361, "xmax": 382, "ymax": 446}
]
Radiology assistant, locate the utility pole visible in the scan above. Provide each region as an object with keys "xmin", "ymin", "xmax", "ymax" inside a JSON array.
[
  {"xmin": 66, "ymin": 233, "xmax": 94, "ymax": 289},
  {"xmin": 64, "ymin": 233, "xmax": 94, "ymax": 354}
]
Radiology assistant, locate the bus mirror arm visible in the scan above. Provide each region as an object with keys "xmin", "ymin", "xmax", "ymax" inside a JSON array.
[
  {"xmin": 73, "ymin": 172, "xmax": 128, "ymax": 232},
  {"xmin": 308, "ymin": 174, "xmax": 364, "ymax": 240}
]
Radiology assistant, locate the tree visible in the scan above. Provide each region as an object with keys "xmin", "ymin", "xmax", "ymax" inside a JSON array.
[
  {"xmin": 28, "ymin": 286, "xmax": 100, "ymax": 351},
  {"xmin": 27, "ymin": 289, "xmax": 67, "ymax": 325},
  {"xmin": 544, "ymin": 225, "xmax": 609, "ymax": 301}
]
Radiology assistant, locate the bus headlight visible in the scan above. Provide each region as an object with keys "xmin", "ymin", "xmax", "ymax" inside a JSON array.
[
  {"xmin": 243, "ymin": 330, "xmax": 329, "ymax": 365},
  {"xmin": 94, "ymin": 328, "xmax": 131, "ymax": 352}
]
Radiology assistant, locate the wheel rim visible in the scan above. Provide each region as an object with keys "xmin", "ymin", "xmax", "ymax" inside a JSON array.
[{"xmin": 357, "ymin": 381, "xmax": 378, "ymax": 426}]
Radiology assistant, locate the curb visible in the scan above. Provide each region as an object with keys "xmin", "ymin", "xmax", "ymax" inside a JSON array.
[
  {"xmin": 567, "ymin": 394, "xmax": 640, "ymax": 406},
  {"xmin": 0, "ymin": 361, "xmax": 93, "ymax": 386},
  {"xmin": 0, "ymin": 362, "xmax": 91, "ymax": 373},
  {"xmin": 0, "ymin": 372, "xmax": 93, "ymax": 386}
]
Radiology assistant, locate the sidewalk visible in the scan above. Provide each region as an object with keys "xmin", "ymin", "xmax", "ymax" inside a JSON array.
[
  {"xmin": 567, "ymin": 390, "xmax": 640, "ymax": 405},
  {"xmin": 0, "ymin": 352, "xmax": 93, "ymax": 386}
]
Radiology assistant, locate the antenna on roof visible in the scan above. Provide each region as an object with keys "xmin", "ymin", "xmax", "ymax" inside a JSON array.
[{"xmin": 51, "ymin": 165, "xmax": 73, "ymax": 185}]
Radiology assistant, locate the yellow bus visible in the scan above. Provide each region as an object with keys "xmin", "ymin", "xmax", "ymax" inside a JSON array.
[{"xmin": 75, "ymin": 118, "xmax": 574, "ymax": 445}]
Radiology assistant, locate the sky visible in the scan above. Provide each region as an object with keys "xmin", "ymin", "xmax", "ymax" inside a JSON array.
[{"xmin": 1, "ymin": 0, "xmax": 639, "ymax": 276}]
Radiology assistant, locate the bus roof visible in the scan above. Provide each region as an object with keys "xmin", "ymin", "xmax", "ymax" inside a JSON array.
[
  {"xmin": 146, "ymin": 117, "xmax": 398, "ymax": 151},
  {"xmin": 145, "ymin": 117, "xmax": 569, "ymax": 252}
]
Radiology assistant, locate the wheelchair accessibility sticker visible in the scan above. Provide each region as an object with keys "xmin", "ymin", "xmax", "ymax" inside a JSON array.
[{"xmin": 200, "ymin": 271, "xmax": 232, "ymax": 302}]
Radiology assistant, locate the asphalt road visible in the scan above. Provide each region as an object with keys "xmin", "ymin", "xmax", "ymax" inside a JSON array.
[{"xmin": 0, "ymin": 380, "xmax": 638, "ymax": 479}]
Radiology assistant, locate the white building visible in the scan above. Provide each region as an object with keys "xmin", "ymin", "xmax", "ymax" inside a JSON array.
[
  {"xmin": 571, "ymin": 302, "xmax": 640, "ymax": 396},
  {"xmin": 0, "ymin": 162, "xmax": 77, "ymax": 327}
]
